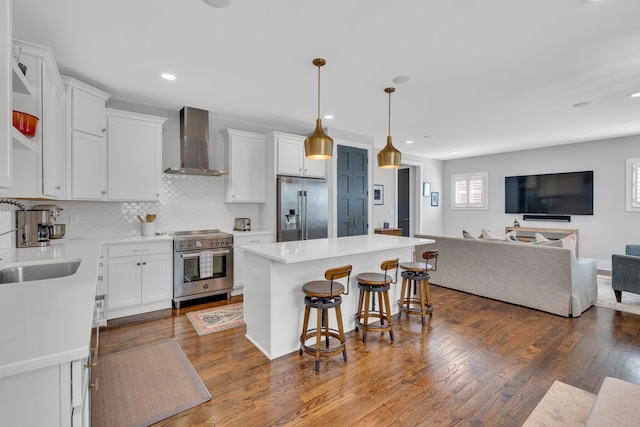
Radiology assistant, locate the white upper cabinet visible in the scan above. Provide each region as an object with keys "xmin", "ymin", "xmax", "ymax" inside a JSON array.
[
  {"xmin": 270, "ymin": 131, "xmax": 326, "ymax": 178},
  {"xmin": 0, "ymin": 1, "xmax": 12, "ymax": 189},
  {"xmin": 222, "ymin": 128, "xmax": 266, "ymax": 203},
  {"xmin": 40, "ymin": 60, "xmax": 64, "ymax": 198},
  {"xmin": 63, "ymin": 76, "xmax": 110, "ymax": 200},
  {"xmin": 106, "ymin": 108, "xmax": 166, "ymax": 201},
  {"xmin": 8, "ymin": 40, "xmax": 65, "ymax": 199}
]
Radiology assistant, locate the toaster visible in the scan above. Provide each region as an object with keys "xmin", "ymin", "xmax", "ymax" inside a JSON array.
[{"xmin": 234, "ymin": 218, "xmax": 251, "ymax": 231}]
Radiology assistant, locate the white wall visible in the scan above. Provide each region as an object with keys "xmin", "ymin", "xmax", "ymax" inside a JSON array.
[{"xmin": 442, "ymin": 134, "xmax": 640, "ymax": 269}]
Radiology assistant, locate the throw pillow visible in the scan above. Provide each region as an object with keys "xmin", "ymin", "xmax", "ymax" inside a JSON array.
[
  {"xmin": 482, "ymin": 229, "xmax": 500, "ymax": 240},
  {"xmin": 482, "ymin": 229, "xmax": 519, "ymax": 241},
  {"xmin": 533, "ymin": 239, "xmax": 564, "ymax": 248},
  {"xmin": 462, "ymin": 230, "xmax": 476, "ymax": 239},
  {"xmin": 535, "ymin": 232, "xmax": 577, "ymax": 251}
]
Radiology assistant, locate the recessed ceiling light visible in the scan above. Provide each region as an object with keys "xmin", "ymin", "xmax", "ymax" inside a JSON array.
[
  {"xmin": 202, "ymin": 0, "xmax": 232, "ymax": 8},
  {"xmin": 161, "ymin": 73, "xmax": 176, "ymax": 81},
  {"xmin": 423, "ymin": 135, "xmax": 434, "ymax": 139},
  {"xmin": 450, "ymin": 151, "xmax": 458, "ymax": 155},
  {"xmin": 323, "ymin": 114, "xmax": 334, "ymax": 120},
  {"xmin": 572, "ymin": 101, "xmax": 592, "ymax": 108},
  {"xmin": 629, "ymin": 92, "xmax": 640, "ymax": 98},
  {"xmin": 404, "ymin": 140, "xmax": 413, "ymax": 144},
  {"xmin": 392, "ymin": 75, "xmax": 412, "ymax": 85}
]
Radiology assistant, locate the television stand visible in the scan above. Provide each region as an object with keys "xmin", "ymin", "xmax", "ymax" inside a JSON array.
[{"xmin": 505, "ymin": 226, "xmax": 579, "ymax": 258}]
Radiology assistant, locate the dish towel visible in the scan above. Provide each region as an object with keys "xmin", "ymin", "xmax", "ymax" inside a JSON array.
[{"xmin": 199, "ymin": 251, "xmax": 214, "ymax": 279}]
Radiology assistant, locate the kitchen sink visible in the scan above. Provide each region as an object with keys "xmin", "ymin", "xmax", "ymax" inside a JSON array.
[{"xmin": 0, "ymin": 260, "xmax": 81, "ymax": 284}]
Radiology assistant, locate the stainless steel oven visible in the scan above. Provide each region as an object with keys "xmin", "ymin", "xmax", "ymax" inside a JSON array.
[{"xmin": 170, "ymin": 230, "xmax": 233, "ymax": 308}]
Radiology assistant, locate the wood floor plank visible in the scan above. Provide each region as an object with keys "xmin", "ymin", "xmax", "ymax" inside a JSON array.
[{"xmin": 97, "ymin": 286, "xmax": 640, "ymax": 426}]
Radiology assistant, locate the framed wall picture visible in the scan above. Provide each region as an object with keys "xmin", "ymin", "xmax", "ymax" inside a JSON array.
[
  {"xmin": 423, "ymin": 182, "xmax": 431, "ymax": 197},
  {"xmin": 431, "ymin": 192, "xmax": 439, "ymax": 207},
  {"xmin": 373, "ymin": 184, "xmax": 384, "ymax": 205}
]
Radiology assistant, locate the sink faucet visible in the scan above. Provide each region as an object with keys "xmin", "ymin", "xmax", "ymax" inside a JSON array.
[{"xmin": 0, "ymin": 199, "xmax": 28, "ymax": 246}]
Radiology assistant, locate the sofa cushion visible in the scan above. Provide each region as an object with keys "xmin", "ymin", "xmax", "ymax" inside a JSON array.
[{"xmin": 585, "ymin": 377, "xmax": 640, "ymax": 426}]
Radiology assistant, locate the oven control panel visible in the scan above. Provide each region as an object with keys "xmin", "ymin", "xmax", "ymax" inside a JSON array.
[{"xmin": 174, "ymin": 237, "xmax": 233, "ymax": 251}]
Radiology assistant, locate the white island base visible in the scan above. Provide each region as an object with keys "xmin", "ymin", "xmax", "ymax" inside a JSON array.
[{"xmin": 242, "ymin": 235, "xmax": 434, "ymax": 360}]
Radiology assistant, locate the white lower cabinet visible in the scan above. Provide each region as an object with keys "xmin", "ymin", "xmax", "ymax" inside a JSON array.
[
  {"xmin": 233, "ymin": 232, "xmax": 275, "ymax": 294},
  {"xmin": 0, "ymin": 355, "xmax": 91, "ymax": 427},
  {"xmin": 105, "ymin": 241, "xmax": 173, "ymax": 319}
]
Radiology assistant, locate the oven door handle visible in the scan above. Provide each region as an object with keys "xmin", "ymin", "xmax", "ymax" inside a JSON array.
[{"xmin": 181, "ymin": 250, "xmax": 230, "ymax": 258}]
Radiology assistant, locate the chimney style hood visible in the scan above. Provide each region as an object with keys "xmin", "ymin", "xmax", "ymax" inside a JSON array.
[{"xmin": 164, "ymin": 107, "xmax": 227, "ymax": 176}]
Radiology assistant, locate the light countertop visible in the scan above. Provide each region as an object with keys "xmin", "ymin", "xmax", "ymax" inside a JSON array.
[
  {"xmin": 242, "ymin": 234, "xmax": 434, "ymax": 264},
  {"xmin": 228, "ymin": 229, "xmax": 275, "ymax": 237},
  {"xmin": 0, "ymin": 234, "xmax": 173, "ymax": 379}
]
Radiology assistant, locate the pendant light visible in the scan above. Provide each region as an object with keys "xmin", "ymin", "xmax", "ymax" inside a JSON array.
[
  {"xmin": 377, "ymin": 87, "xmax": 402, "ymax": 168},
  {"xmin": 304, "ymin": 58, "xmax": 333, "ymax": 159}
]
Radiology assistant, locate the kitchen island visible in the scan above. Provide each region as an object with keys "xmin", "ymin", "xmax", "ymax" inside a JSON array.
[{"xmin": 241, "ymin": 234, "xmax": 434, "ymax": 359}]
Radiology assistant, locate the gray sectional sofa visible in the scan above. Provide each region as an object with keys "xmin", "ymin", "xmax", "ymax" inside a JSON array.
[{"xmin": 414, "ymin": 235, "xmax": 598, "ymax": 317}]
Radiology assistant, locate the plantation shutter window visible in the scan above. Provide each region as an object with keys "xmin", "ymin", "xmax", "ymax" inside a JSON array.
[{"xmin": 451, "ymin": 172, "xmax": 489, "ymax": 210}]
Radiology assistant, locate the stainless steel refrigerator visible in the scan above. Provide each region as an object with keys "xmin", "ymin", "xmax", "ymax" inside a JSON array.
[{"xmin": 277, "ymin": 176, "xmax": 328, "ymax": 242}]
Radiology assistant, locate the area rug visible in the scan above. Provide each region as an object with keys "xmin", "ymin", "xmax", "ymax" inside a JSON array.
[
  {"xmin": 92, "ymin": 339, "xmax": 211, "ymax": 427},
  {"xmin": 522, "ymin": 380, "xmax": 596, "ymax": 427},
  {"xmin": 187, "ymin": 302, "xmax": 244, "ymax": 336},
  {"xmin": 596, "ymin": 275, "xmax": 640, "ymax": 315}
]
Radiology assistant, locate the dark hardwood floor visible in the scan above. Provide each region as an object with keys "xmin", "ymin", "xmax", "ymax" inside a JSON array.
[{"xmin": 97, "ymin": 286, "xmax": 640, "ymax": 426}]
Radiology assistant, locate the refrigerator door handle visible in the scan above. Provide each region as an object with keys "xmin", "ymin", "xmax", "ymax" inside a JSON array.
[
  {"xmin": 302, "ymin": 190, "xmax": 308, "ymax": 240},
  {"xmin": 298, "ymin": 191, "xmax": 304, "ymax": 240}
]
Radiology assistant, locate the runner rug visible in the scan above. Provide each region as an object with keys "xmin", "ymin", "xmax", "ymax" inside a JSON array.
[
  {"xmin": 187, "ymin": 302, "xmax": 244, "ymax": 336},
  {"xmin": 92, "ymin": 339, "xmax": 211, "ymax": 427}
]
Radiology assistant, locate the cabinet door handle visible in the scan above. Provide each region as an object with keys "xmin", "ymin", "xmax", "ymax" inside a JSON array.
[
  {"xmin": 55, "ymin": 185, "xmax": 61, "ymax": 190},
  {"xmin": 97, "ymin": 275, "xmax": 103, "ymax": 281},
  {"xmin": 101, "ymin": 190, "xmax": 107, "ymax": 195},
  {"xmin": 133, "ymin": 248, "xmax": 150, "ymax": 252},
  {"xmin": 85, "ymin": 347, "xmax": 99, "ymax": 368},
  {"xmin": 137, "ymin": 262, "xmax": 141, "ymax": 266},
  {"xmin": 142, "ymin": 262, "xmax": 147, "ymax": 266}
]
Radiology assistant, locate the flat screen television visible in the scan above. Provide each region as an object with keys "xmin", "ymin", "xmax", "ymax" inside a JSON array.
[{"xmin": 505, "ymin": 171, "xmax": 593, "ymax": 215}]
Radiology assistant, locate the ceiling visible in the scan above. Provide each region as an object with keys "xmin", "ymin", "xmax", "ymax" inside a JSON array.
[{"xmin": 12, "ymin": 0, "xmax": 640, "ymax": 161}]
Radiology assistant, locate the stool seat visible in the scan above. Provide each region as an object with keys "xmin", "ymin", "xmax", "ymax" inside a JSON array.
[
  {"xmin": 399, "ymin": 262, "xmax": 433, "ymax": 272},
  {"xmin": 356, "ymin": 272, "xmax": 393, "ymax": 286},
  {"xmin": 303, "ymin": 280, "xmax": 345, "ymax": 297}
]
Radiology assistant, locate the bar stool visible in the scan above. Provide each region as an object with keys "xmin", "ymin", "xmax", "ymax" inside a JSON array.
[
  {"xmin": 354, "ymin": 258, "xmax": 399, "ymax": 343},
  {"xmin": 398, "ymin": 250, "xmax": 438, "ymax": 325},
  {"xmin": 299, "ymin": 265, "xmax": 352, "ymax": 372}
]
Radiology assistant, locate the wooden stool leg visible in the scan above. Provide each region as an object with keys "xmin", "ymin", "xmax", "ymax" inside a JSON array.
[
  {"xmin": 300, "ymin": 305, "xmax": 310, "ymax": 355},
  {"xmin": 398, "ymin": 276, "xmax": 407, "ymax": 320},
  {"xmin": 418, "ymin": 279, "xmax": 426, "ymax": 326},
  {"xmin": 335, "ymin": 304, "xmax": 347, "ymax": 362},
  {"xmin": 362, "ymin": 289, "xmax": 371, "ymax": 342},
  {"xmin": 382, "ymin": 290, "xmax": 394, "ymax": 341},
  {"xmin": 314, "ymin": 306, "xmax": 323, "ymax": 372},
  {"xmin": 356, "ymin": 288, "xmax": 364, "ymax": 331},
  {"xmin": 425, "ymin": 277, "xmax": 433, "ymax": 318},
  {"xmin": 323, "ymin": 308, "xmax": 331, "ymax": 349}
]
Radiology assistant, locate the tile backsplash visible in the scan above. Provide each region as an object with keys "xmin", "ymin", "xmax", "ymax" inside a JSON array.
[{"xmin": 0, "ymin": 174, "xmax": 261, "ymax": 241}]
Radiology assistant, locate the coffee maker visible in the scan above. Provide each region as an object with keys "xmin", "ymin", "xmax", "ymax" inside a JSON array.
[{"xmin": 16, "ymin": 209, "xmax": 51, "ymax": 247}]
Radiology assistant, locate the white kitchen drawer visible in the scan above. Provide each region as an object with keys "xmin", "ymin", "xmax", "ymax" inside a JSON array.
[
  {"xmin": 107, "ymin": 241, "xmax": 171, "ymax": 258},
  {"xmin": 234, "ymin": 233, "xmax": 275, "ymax": 246}
]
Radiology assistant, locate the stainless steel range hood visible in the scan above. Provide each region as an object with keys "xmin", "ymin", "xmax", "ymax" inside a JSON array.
[{"xmin": 164, "ymin": 107, "xmax": 227, "ymax": 176}]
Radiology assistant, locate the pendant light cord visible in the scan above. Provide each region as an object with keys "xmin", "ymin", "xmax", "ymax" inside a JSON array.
[
  {"xmin": 388, "ymin": 90, "xmax": 392, "ymax": 137},
  {"xmin": 317, "ymin": 65, "xmax": 321, "ymax": 120}
]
